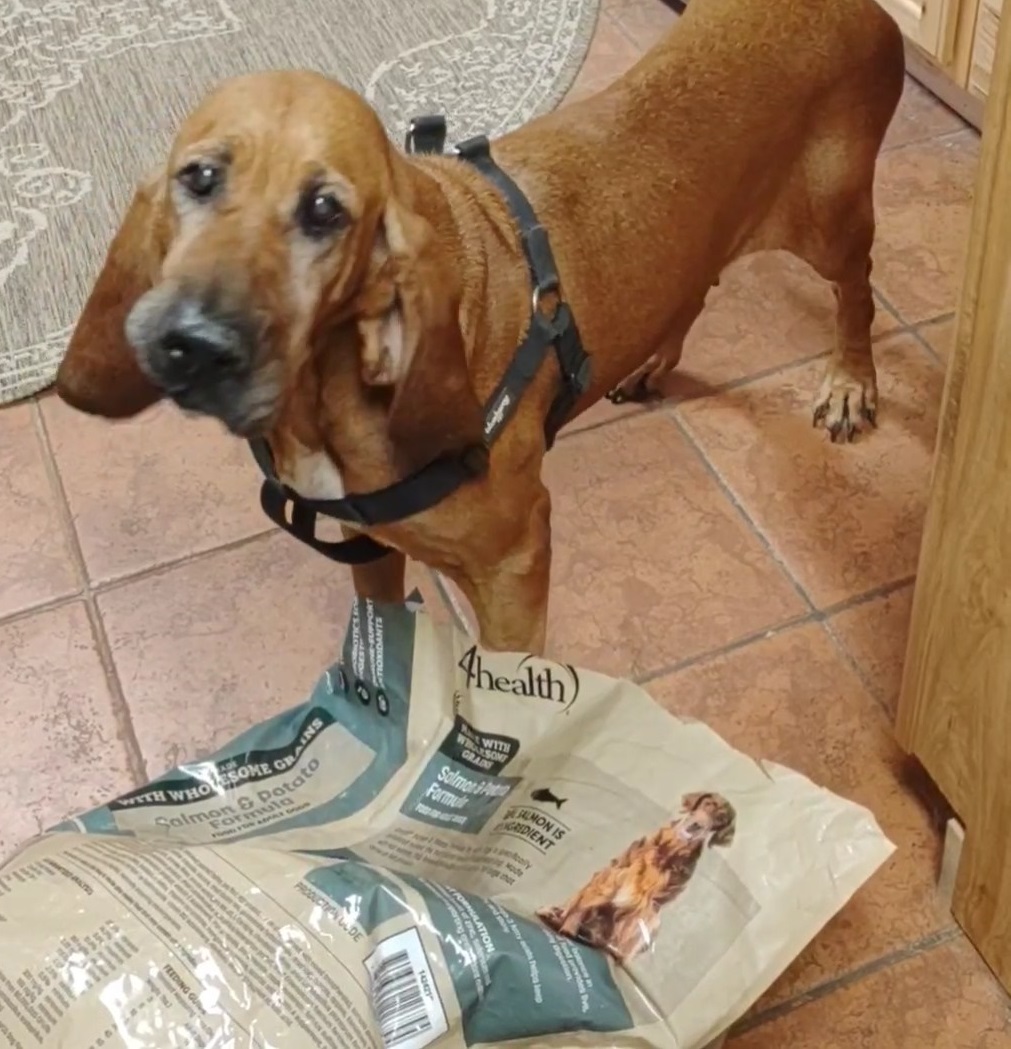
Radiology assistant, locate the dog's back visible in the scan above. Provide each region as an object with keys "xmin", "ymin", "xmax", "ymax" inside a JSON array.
[
  {"xmin": 492, "ymin": 0, "xmax": 904, "ymax": 406},
  {"xmin": 506, "ymin": 0, "xmax": 903, "ymax": 221}
]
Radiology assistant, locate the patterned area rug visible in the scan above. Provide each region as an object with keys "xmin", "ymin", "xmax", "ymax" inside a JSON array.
[{"xmin": 0, "ymin": 0, "xmax": 599, "ymax": 403}]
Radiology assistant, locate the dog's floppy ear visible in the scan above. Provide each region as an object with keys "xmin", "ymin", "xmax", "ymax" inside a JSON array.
[
  {"xmin": 357, "ymin": 198, "xmax": 484, "ymax": 472},
  {"xmin": 709, "ymin": 799, "xmax": 737, "ymax": 849},
  {"xmin": 680, "ymin": 792, "xmax": 707, "ymax": 815},
  {"xmin": 55, "ymin": 175, "xmax": 167, "ymax": 418}
]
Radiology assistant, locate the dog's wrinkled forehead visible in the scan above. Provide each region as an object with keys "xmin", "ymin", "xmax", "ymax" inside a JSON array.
[{"xmin": 169, "ymin": 71, "xmax": 392, "ymax": 211}]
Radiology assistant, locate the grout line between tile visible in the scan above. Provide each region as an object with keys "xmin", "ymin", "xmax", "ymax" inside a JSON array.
[
  {"xmin": 29, "ymin": 400, "xmax": 87, "ymax": 595},
  {"xmin": 634, "ymin": 574, "xmax": 916, "ymax": 688},
  {"xmin": 917, "ymin": 308, "xmax": 956, "ymax": 329},
  {"xmin": 634, "ymin": 612, "xmax": 815, "ymax": 685},
  {"xmin": 665, "ymin": 410, "xmax": 818, "ymax": 611},
  {"xmin": 869, "ymin": 280, "xmax": 906, "ymax": 324},
  {"xmin": 907, "ymin": 318, "xmax": 950, "ymax": 368},
  {"xmin": 879, "ymin": 124, "xmax": 978, "ymax": 157},
  {"xmin": 0, "ymin": 526, "xmax": 280, "ymax": 630},
  {"xmin": 728, "ymin": 926, "xmax": 962, "ymax": 1038},
  {"xmin": 871, "ymin": 275, "xmax": 956, "ymax": 364},
  {"xmin": 818, "ymin": 574, "xmax": 916, "ymax": 618},
  {"xmin": 30, "ymin": 403, "xmax": 98, "ymax": 607},
  {"xmin": 0, "ymin": 591, "xmax": 84, "ymax": 631},
  {"xmin": 604, "ymin": 5, "xmax": 650, "ymax": 50},
  {"xmin": 926, "ymin": 126, "xmax": 980, "ymax": 149},
  {"xmin": 822, "ymin": 618, "xmax": 897, "ymax": 720},
  {"xmin": 91, "ymin": 526, "xmax": 279, "ymax": 598},
  {"xmin": 82, "ymin": 599, "xmax": 150, "ymax": 786},
  {"xmin": 816, "ymin": 575, "xmax": 915, "ymax": 720},
  {"xmin": 31, "ymin": 402, "xmax": 149, "ymax": 785},
  {"xmin": 559, "ymin": 406, "xmax": 646, "ymax": 441},
  {"xmin": 873, "ymin": 288, "xmax": 902, "ymax": 328}
]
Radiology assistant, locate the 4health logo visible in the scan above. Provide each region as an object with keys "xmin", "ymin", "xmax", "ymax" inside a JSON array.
[{"xmin": 457, "ymin": 646, "xmax": 580, "ymax": 710}]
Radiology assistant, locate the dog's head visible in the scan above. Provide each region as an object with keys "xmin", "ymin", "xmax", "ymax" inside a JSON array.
[
  {"xmin": 677, "ymin": 792, "xmax": 737, "ymax": 849},
  {"xmin": 56, "ymin": 70, "xmax": 483, "ymax": 470}
]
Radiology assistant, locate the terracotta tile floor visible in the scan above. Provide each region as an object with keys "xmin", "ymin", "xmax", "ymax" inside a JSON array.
[{"xmin": 2, "ymin": 0, "xmax": 1010, "ymax": 1042}]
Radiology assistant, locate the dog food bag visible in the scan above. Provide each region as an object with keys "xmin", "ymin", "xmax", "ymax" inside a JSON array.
[{"xmin": 0, "ymin": 596, "xmax": 893, "ymax": 1049}]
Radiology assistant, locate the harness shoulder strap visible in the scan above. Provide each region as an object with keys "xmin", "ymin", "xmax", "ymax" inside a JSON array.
[
  {"xmin": 456, "ymin": 136, "xmax": 558, "ymax": 299},
  {"xmin": 455, "ymin": 135, "xmax": 591, "ymax": 448}
]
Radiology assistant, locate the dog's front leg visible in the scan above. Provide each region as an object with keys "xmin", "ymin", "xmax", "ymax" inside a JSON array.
[
  {"xmin": 461, "ymin": 485, "xmax": 552, "ymax": 654},
  {"xmin": 346, "ymin": 537, "xmax": 407, "ymax": 604},
  {"xmin": 812, "ymin": 258, "xmax": 879, "ymax": 442},
  {"xmin": 557, "ymin": 906, "xmax": 587, "ymax": 938},
  {"xmin": 808, "ymin": 178, "xmax": 880, "ymax": 443}
]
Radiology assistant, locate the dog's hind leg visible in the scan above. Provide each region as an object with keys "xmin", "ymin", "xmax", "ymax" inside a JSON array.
[{"xmin": 607, "ymin": 289, "xmax": 708, "ymax": 404}]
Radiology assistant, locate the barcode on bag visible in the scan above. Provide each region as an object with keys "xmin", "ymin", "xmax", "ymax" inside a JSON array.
[{"xmin": 364, "ymin": 927, "xmax": 449, "ymax": 1049}]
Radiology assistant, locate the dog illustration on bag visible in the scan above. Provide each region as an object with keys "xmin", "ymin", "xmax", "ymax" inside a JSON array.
[{"xmin": 537, "ymin": 792, "xmax": 737, "ymax": 964}]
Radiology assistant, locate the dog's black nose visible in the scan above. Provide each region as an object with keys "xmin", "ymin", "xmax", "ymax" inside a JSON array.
[{"xmin": 153, "ymin": 302, "xmax": 249, "ymax": 391}]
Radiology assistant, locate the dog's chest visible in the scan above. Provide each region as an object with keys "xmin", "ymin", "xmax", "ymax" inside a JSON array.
[{"xmin": 278, "ymin": 443, "xmax": 345, "ymax": 500}]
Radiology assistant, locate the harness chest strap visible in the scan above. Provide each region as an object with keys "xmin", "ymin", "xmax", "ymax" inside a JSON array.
[{"xmin": 249, "ymin": 115, "xmax": 591, "ymax": 565}]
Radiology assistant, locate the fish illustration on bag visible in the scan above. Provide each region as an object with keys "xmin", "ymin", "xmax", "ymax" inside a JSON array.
[{"xmin": 531, "ymin": 787, "xmax": 568, "ymax": 810}]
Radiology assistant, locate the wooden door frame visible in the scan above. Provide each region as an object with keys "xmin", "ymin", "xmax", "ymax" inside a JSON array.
[{"xmin": 897, "ymin": 0, "xmax": 1011, "ymax": 992}]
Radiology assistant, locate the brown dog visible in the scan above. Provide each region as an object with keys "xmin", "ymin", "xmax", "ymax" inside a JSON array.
[
  {"xmin": 54, "ymin": 0, "xmax": 904, "ymax": 655},
  {"xmin": 537, "ymin": 792, "xmax": 737, "ymax": 963}
]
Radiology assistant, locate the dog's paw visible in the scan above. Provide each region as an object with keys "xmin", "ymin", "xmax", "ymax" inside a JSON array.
[
  {"xmin": 607, "ymin": 375, "xmax": 654, "ymax": 405},
  {"xmin": 812, "ymin": 368, "xmax": 878, "ymax": 443},
  {"xmin": 609, "ymin": 349, "xmax": 683, "ymax": 406}
]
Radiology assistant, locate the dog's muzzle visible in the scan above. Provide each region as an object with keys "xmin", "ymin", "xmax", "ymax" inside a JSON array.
[{"xmin": 126, "ymin": 288, "xmax": 271, "ymax": 434}]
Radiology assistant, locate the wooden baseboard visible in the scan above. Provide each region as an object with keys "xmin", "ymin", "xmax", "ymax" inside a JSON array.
[
  {"xmin": 938, "ymin": 817, "xmax": 966, "ymax": 911},
  {"xmin": 905, "ymin": 40, "xmax": 986, "ymax": 130}
]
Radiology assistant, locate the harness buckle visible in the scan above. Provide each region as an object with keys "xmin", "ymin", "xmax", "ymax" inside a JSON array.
[
  {"xmin": 454, "ymin": 135, "xmax": 492, "ymax": 161},
  {"xmin": 524, "ymin": 226, "xmax": 560, "ymax": 303},
  {"xmin": 405, "ymin": 115, "xmax": 448, "ymax": 156}
]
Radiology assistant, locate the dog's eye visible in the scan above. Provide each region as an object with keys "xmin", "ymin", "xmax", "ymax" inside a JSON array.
[
  {"xmin": 298, "ymin": 188, "xmax": 347, "ymax": 238},
  {"xmin": 177, "ymin": 161, "xmax": 222, "ymax": 199}
]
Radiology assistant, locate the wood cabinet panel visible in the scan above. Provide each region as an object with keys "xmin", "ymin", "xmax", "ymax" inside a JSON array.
[
  {"xmin": 876, "ymin": 0, "xmax": 957, "ymax": 58},
  {"xmin": 897, "ymin": 0, "xmax": 1011, "ymax": 991}
]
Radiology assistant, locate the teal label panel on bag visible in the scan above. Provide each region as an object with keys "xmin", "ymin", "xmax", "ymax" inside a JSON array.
[
  {"xmin": 304, "ymin": 858, "xmax": 632, "ymax": 1044},
  {"xmin": 60, "ymin": 598, "xmax": 418, "ymax": 843},
  {"xmin": 400, "ymin": 753, "xmax": 519, "ymax": 835},
  {"xmin": 304, "ymin": 858, "xmax": 407, "ymax": 934},
  {"xmin": 400, "ymin": 872, "xmax": 633, "ymax": 1044}
]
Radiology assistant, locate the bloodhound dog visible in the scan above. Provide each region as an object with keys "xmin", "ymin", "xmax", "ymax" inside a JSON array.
[{"xmin": 55, "ymin": 0, "xmax": 904, "ymax": 653}]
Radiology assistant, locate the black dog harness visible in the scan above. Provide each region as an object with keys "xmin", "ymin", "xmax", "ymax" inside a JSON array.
[{"xmin": 249, "ymin": 116, "xmax": 591, "ymax": 564}]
